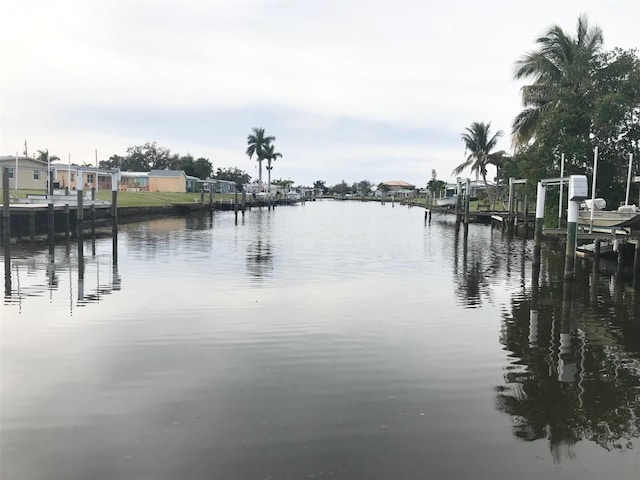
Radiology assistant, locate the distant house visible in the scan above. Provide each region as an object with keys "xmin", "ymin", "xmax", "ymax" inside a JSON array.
[
  {"xmin": 381, "ymin": 180, "xmax": 415, "ymax": 191},
  {"xmin": 119, "ymin": 172, "xmax": 149, "ymax": 191},
  {"xmin": 51, "ymin": 164, "xmax": 113, "ymax": 191},
  {"xmin": 148, "ymin": 170, "xmax": 187, "ymax": 193},
  {"xmin": 381, "ymin": 180, "xmax": 416, "ymax": 198},
  {"xmin": 213, "ymin": 179, "xmax": 236, "ymax": 194},
  {"xmin": 0, "ymin": 155, "xmax": 49, "ymax": 191}
]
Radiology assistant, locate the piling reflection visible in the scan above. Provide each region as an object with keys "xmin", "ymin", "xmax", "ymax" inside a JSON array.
[
  {"xmin": 2, "ymin": 234, "xmax": 122, "ymax": 311},
  {"xmin": 497, "ymin": 249, "xmax": 640, "ymax": 463}
]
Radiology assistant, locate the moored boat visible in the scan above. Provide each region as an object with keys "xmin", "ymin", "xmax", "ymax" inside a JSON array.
[{"xmin": 577, "ymin": 199, "xmax": 640, "ymax": 229}]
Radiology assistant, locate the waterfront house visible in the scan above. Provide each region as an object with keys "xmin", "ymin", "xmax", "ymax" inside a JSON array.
[
  {"xmin": 119, "ymin": 172, "xmax": 149, "ymax": 191},
  {"xmin": 148, "ymin": 170, "xmax": 187, "ymax": 193},
  {"xmin": 0, "ymin": 155, "xmax": 49, "ymax": 191},
  {"xmin": 51, "ymin": 164, "xmax": 113, "ymax": 191},
  {"xmin": 381, "ymin": 180, "xmax": 416, "ymax": 198}
]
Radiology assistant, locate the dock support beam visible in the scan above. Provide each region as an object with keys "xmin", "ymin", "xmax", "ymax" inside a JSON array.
[
  {"xmin": 2, "ymin": 167, "xmax": 10, "ymax": 246},
  {"xmin": 111, "ymin": 170, "xmax": 119, "ymax": 235},
  {"xmin": 533, "ymin": 181, "xmax": 546, "ymax": 272},
  {"xmin": 77, "ymin": 170, "xmax": 84, "ymax": 256},
  {"xmin": 564, "ymin": 200, "xmax": 579, "ymax": 280}
]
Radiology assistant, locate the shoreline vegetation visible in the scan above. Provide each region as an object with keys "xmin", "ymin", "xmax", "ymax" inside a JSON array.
[{"xmin": 0, "ymin": 188, "xmax": 503, "ymax": 213}]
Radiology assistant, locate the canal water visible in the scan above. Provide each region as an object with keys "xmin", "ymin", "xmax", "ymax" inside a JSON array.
[{"xmin": 1, "ymin": 201, "xmax": 639, "ymax": 479}]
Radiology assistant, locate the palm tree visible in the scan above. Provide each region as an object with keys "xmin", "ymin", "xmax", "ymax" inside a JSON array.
[
  {"xmin": 246, "ymin": 127, "xmax": 275, "ymax": 189},
  {"xmin": 453, "ymin": 122, "xmax": 505, "ymax": 207},
  {"xmin": 35, "ymin": 149, "xmax": 60, "ymax": 163},
  {"xmin": 262, "ymin": 143, "xmax": 282, "ymax": 197},
  {"xmin": 512, "ymin": 15, "xmax": 604, "ymax": 148}
]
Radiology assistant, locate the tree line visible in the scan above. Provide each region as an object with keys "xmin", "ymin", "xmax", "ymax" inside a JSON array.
[{"xmin": 452, "ymin": 15, "xmax": 640, "ymax": 211}]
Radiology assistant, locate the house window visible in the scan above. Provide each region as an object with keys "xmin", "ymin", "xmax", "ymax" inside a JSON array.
[
  {"xmin": 70, "ymin": 173, "xmax": 75, "ymax": 181},
  {"xmin": 87, "ymin": 173, "xmax": 94, "ymax": 183},
  {"xmin": 34, "ymin": 170, "xmax": 40, "ymax": 180},
  {"xmin": 6, "ymin": 167, "xmax": 14, "ymax": 178}
]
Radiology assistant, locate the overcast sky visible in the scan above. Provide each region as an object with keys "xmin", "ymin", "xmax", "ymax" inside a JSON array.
[{"xmin": 1, "ymin": 0, "xmax": 638, "ymax": 187}]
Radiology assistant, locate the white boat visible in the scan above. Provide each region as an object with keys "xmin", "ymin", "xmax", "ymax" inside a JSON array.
[
  {"xmin": 286, "ymin": 191, "xmax": 301, "ymax": 201},
  {"xmin": 577, "ymin": 199, "xmax": 640, "ymax": 229},
  {"xmin": 436, "ymin": 196, "xmax": 457, "ymax": 208}
]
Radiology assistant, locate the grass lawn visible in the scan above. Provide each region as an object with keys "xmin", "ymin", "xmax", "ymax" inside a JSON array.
[{"xmin": 1, "ymin": 189, "xmax": 237, "ymax": 208}]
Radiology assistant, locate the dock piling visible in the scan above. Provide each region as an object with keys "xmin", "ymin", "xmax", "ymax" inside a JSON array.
[
  {"xmin": 2, "ymin": 167, "xmax": 10, "ymax": 245},
  {"xmin": 533, "ymin": 181, "xmax": 546, "ymax": 271},
  {"xmin": 111, "ymin": 170, "xmax": 119, "ymax": 234},
  {"xmin": 64, "ymin": 204, "xmax": 70, "ymax": 240},
  {"xmin": 77, "ymin": 169, "xmax": 84, "ymax": 242}
]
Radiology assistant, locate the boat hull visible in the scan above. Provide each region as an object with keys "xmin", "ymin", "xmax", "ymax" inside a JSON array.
[{"xmin": 577, "ymin": 211, "xmax": 640, "ymax": 229}]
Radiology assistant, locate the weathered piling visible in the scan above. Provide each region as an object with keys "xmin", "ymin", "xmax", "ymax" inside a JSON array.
[
  {"xmin": 564, "ymin": 175, "xmax": 588, "ymax": 281},
  {"xmin": 200, "ymin": 186, "xmax": 205, "ymax": 206},
  {"xmin": 242, "ymin": 191, "xmax": 246, "ymax": 216},
  {"xmin": 464, "ymin": 178, "xmax": 470, "ymax": 225},
  {"xmin": 532, "ymin": 181, "xmax": 546, "ymax": 271},
  {"xmin": 64, "ymin": 204, "xmax": 70, "ymax": 240},
  {"xmin": 508, "ymin": 177, "xmax": 515, "ymax": 234},
  {"xmin": 111, "ymin": 170, "xmax": 118, "ymax": 234},
  {"xmin": 234, "ymin": 191, "xmax": 239, "ymax": 223},
  {"xmin": 29, "ymin": 210, "xmax": 36, "ymax": 243},
  {"xmin": 564, "ymin": 196, "xmax": 579, "ymax": 280},
  {"xmin": 2, "ymin": 167, "xmax": 10, "ymax": 245},
  {"xmin": 76, "ymin": 170, "xmax": 84, "ymax": 239},
  {"xmin": 594, "ymin": 239, "xmax": 601, "ymax": 264},
  {"xmin": 47, "ymin": 203, "xmax": 55, "ymax": 243},
  {"xmin": 523, "ymin": 194, "xmax": 529, "ymax": 235},
  {"xmin": 48, "ymin": 203, "xmax": 54, "ymax": 255},
  {"xmin": 90, "ymin": 204, "xmax": 96, "ymax": 237},
  {"xmin": 617, "ymin": 241, "xmax": 624, "ymax": 279}
]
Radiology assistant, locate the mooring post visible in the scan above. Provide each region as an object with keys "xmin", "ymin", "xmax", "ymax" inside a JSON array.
[
  {"xmin": 454, "ymin": 177, "xmax": 461, "ymax": 225},
  {"xmin": 48, "ymin": 203, "xmax": 55, "ymax": 254},
  {"xmin": 564, "ymin": 197, "xmax": 579, "ymax": 281},
  {"xmin": 64, "ymin": 204, "xmax": 70, "ymax": 240},
  {"xmin": 523, "ymin": 194, "xmax": 529, "ymax": 234},
  {"xmin": 29, "ymin": 210, "xmax": 36, "ymax": 243},
  {"xmin": 90, "ymin": 204, "xmax": 96, "ymax": 237},
  {"xmin": 111, "ymin": 170, "xmax": 119, "ymax": 235},
  {"xmin": 49, "ymin": 169, "xmax": 55, "ymax": 196},
  {"xmin": 242, "ymin": 191, "xmax": 246, "ymax": 216},
  {"xmin": 533, "ymin": 181, "xmax": 546, "ymax": 271},
  {"xmin": 617, "ymin": 240, "xmax": 624, "ymax": 279},
  {"xmin": 633, "ymin": 240, "xmax": 640, "ymax": 275},
  {"xmin": 594, "ymin": 239, "xmax": 601, "ymax": 263},
  {"xmin": 508, "ymin": 177, "xmax": 515, "ymax": 233},
  {"xmin": 91, "ymin": 187, "xmax": 96, "ymax": 201},
  {"xmin": 209, "ymin": 186, "xmax": 213, "ymax": 211},
  {"xmin": 2, "ymin": 167, "xmax": 11, "ymax": 246},
  {"xmin": 564, "ymin": 175, "xmax": 589, "ymax": 281},
  {"xmin": 200, "ymin": 186, "xmax": 205, "ymax": 206},
  {"xmin": 234, "ymin": 191, "xmax": 239, "ymax": 223},
  {"xmin": 464, "ymin": 178, "xmax": 471, "ymax": 225},
  {"xmin": 77, "ymin": 169, "xmax": 84, "ymax": 242}
]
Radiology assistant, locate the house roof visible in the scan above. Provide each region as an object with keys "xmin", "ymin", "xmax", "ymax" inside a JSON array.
[
  {"xmin": 149, "ymin": 169, "xmax": 186, "ymax": 177},
  {"xmin": 0, "ymin": 155, "xmax": 48, "ymax": 166},
  {"xmin": 382, "ymin": 180, "xmax": 414, "ymax": 188}
]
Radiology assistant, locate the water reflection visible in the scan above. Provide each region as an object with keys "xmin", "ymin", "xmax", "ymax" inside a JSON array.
[
  {"xmin": 498, "ymin": 250, "xmax": 640, "ymax": 463},
  {"xmin": 2, "ymin": 234, "xmax": 121, "ymax": 312},
  {"xmin": 246, "ymin": 210, "xmax": 274, "ymax": 280}
]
